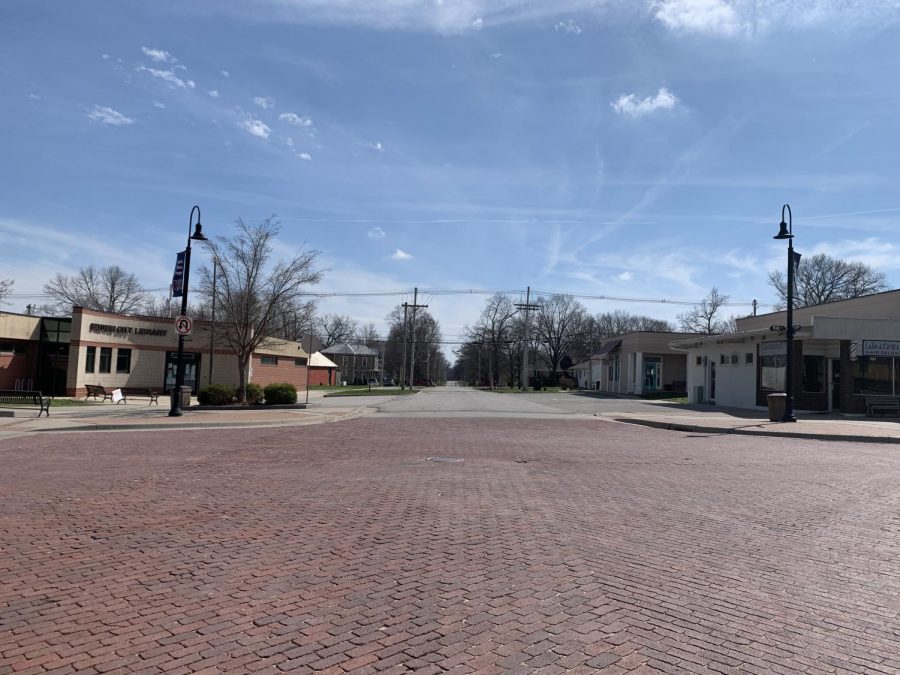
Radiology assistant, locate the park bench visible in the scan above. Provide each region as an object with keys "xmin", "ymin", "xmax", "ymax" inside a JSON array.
[
  {"xmin": 0, "ymin": 390, "xmax": 51, "ymax": 417},
  {"xmin": 84, "ymin": 384, "xmax": 116, "ymax": 402},
  {"xmin": 864, "ymin": 394, "xmax": 900, "ymax": 417},
  {"xmin": 120, "ymin": 388, "xmax": 161, "ymax": 406}
]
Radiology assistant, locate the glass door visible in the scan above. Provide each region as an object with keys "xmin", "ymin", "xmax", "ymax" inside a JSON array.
[
  {"xmin": 643, "ymin": 358, "xmax": 661, "ymax": 391},
  {"xmin": 165, "ymin": 352, "xmax": 202, "ymax": 393}
]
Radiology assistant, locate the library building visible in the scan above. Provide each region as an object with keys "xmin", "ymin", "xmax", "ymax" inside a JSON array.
[{"xmin": 0, "ymin": 307, "xmax": 310, "ymax": 398}]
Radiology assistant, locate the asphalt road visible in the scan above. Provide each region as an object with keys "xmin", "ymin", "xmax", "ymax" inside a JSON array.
[{"xmin": 3, "ymin": 414, "xmax": 899, "ymax": 673}]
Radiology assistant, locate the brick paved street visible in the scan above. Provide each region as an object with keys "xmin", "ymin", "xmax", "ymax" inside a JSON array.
[{"xmin": 2, "ymin": 418, "xmax": 900, "ymax": 673}]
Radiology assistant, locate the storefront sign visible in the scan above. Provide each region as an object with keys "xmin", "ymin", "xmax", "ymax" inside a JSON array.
[
  {"xmin": 88, "ymin": 323, "xmax": 168, "ymax": 337},
  {"xmin": 862, "ymin": 340, "xmax": 900, "ymax": 357},
  {"xmin": 759, "ymin": 341, "xmax": 787, "ymax": 356},
  {"xmin": 172, "ymin": 251, "xmax": 186, "ymax": 298}
]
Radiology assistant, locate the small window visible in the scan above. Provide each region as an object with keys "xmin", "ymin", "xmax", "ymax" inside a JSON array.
[
  {"xmin": 116, "ymin": 348, "xmax": 132, "ymax": 374},
  {"xmin": 99, "ymin": 347, "xmax": 112, "ymax": 373},
  {"xmin": 731, "ymin": 353, "xmax": 739, "ymax": 365},
  {"xmin": 745, "ymin": 352, "xmax": 753, "ymax": 365},
  {"xmin": 295, "ymin": 357, "xmax": 308, "ymax": 366},
  {"xmin": 695, "ymin": 356, "xmax": 702, "ymax": 366},
  {"xmin": 720, "ymin": 354, "xmax": 727, "ymax": 365},
  {"xmin": 85, "ymin": 346, "xmax": 96, "ymax": 373},
  {"xmin": 260, "ymin": 356, "xmax": 278, "ymax": 366}
]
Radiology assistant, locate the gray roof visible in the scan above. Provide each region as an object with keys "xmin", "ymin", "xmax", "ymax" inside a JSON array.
[{"xmin": 321, "ymin": 343, "xmax": 379, "ymax": 357}]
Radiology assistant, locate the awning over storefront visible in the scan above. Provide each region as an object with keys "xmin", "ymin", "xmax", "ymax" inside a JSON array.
[{"xmin": 595, "ymin": 339, "xmax": 621, "ymax": 357}]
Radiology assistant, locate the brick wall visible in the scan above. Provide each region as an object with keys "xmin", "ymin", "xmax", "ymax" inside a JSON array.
[
  {"xmin": 250, "ymin": 355, "xmax": 309, "ymax": 391},
  {"xmin": 0, "ymin": 342, "xmax": 38, "ymax": 389},
  {"xmin": 308, "ymin": 367, "xmax": 335, "ymax": 386}
]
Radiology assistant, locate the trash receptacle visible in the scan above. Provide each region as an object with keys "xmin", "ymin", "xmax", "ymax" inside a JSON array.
[
  {"xmin": 767, "ymin": 393, "xmax": 786, "ymax": 421},
  {"xmin": 171, "ymin": 385, "xmax": 192, "ymax": 409}
]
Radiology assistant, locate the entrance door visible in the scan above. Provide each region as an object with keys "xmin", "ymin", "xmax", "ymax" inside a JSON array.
[
  {"xmin": 643, "ymin": 359, "xmax": 661, "ymax": 391},
  {"xmin": 709, "ymin": 362, "xmax": 716, "ymax": 401},
  {"xmin": 829, "ymin": 359, "xmax": 840, "ymax": 411},
  {"xmin": 165, "ymin": 352, "xmax": 202, "ymax": 393}
]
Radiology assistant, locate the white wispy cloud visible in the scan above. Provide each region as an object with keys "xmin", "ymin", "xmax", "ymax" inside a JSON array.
[
  {"xmin": 208, "ymin": 89, "xmax": 220, "ymax": 98},
  {"xmin": 221, "ymin": 70, "xmax": 230, "ymax": 78},
  {"xmin": 611, "ymin": 87, "xmax": 678, "ymax": 118},
  {"xmin": 87, "ymin": 105, "xmax": 135, "ymax": 126},
  {"xmin": 279, "ymin": 112, "xmax": 313, "ymax": 126},
  {"xmin": 253, "ymin": 96, "xmax": 275, "ymax": 109},
  {"xmin": 368, "ymin": 227, "xmax": 386, "ymax": 239},
  {"xmin": 137, "ymin": 66, "xmax": 195, "ymax": 90},
  {"xmin": 239, "ymin": 118, "xmax": 271, "ymax": 139},
  {"xmin": 391, "ymin": 249, "xmax": 413, "ymax": 260},
  {"xmin": 617, "ymin": 271, "xmax": 633, "ymax": 281},
  {"xmin": 490, "ymin": 52, "xmax": 504, "ymax": 59},
  {"xmin": 555, "ymin": 19, "xmax": 582, "ymax": 34},
  {"xmin": 100, "ymin": 53, "xmax": 111, "ymax": 60},
  {"xmin": 298, "ymin": 152, "xmax": 312, "ymax": 160},
  {"xmin": 27, "ymin": 93, "xmax": 40, "ymax": 100},
  {"xmin": 654, "ymin": 0, "xmax": 742, "ymax": 35},
  {"xmin": 141, "ymin": 46, "xmax": 175, "ymax": 63},
  {"xmin": 152, "ymin": 101, "xmax": 166, "ymax": 109}
]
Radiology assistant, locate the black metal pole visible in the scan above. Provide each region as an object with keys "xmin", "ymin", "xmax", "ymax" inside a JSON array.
[
  {"xmin": 209, "ymin": 257, "xmax": 216, "ymax": 387},
  {"xmin": 169, "ymin": 205, "xmax": 201, "ymax": 417},
  {"xmin": 783, "ymin": 234, "xmax": 796, "ymax": 422}
]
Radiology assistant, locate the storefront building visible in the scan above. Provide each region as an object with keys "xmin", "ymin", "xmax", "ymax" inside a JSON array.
[
  {"xmin": 589, "ymin": 332, "xmax": 696, "ymax": 395},
  {"xmin": 673, "ymin": 289, "xmax": 900, "ymax": 413}
]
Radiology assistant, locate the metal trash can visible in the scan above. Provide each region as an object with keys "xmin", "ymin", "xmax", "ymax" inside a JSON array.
[
  {"xmin": 170, "ymin": 385, "xmax": 192, "ymax": 409},
  {"xmin": 766, "ymin": 393, "xmax": 787, "ymax": 421}
]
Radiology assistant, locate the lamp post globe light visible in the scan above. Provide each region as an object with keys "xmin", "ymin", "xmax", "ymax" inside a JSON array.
[
  {"xmin": 169, "ymin": 205, "xmax": 208, "ymax": 417},
  {"xmin": 773, "ymin": 204, "xmax": 798, "ymax": 423}
]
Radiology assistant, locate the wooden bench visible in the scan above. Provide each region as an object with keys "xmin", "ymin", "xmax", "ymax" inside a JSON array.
[
  {"xmin": 84, "ymin": 384, "xmax": 115, "ymax": 402},
  {"xmin": 864, "ymin": 394, "xmax": 900, "ymax": 417},
  {"xmin": 0, "ymin": 390, "xmax": 51, "ymax": 417},
  {"xmin": 120, "ymin": 388, "xmax": 161, "ymax": 406}
]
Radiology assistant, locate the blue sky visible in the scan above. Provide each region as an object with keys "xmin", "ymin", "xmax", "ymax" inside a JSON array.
[{"xmin": 2, "ymin": 0, "xmax": 900, "ymax": 347}]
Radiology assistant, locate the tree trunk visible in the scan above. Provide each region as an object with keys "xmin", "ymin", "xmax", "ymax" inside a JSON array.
[{"xmin": 237, "ymin": 353, "xmax": 249, "ymax": 403}]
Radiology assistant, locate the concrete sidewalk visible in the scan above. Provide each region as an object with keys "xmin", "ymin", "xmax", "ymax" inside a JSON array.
[
  {"xmin": 604, "ymin": 405, "xmax": 900, "ymax": 444},
  {"xmin": 0, "ymin": 397, "xmax": 373, "ymax": 436}
]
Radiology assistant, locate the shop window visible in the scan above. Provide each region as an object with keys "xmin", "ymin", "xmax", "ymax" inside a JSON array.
[
  {"xmin": 295, "ymin": 357, "xmax": 308, "ymax": 366},
  {"xmin": 720, "ymin": 354, "xmax": 727, "ymax": 365},
  {"xmin": 607, "ymin": 355, "xmax": 620, "ymax": 382},
  {"xmin": 116, "ymin": 348, "xmax": 132, "ymax": 374},
  {"xmin": 260, "ymin": 356, "xmax": 278, "ymax": 366},
  {"xmin": 745, "ymin": 352, "xmax": 753, "ymax": 365},
  {"xmin": 85, "ymin": 347, "xmax": 96, "ymax": 373},
  {"xmin": 696, "ymin": 356, "xmax": 702, "ymax": 366},
  {"xmin": 851, "ymin": 357, "xmax": 893, "ymax": 395},
  {"xmin": 98, "ymin": 347, "xmax": 112, "ymax": 373},
  {"xmin": 731, "ymin": 353, "xmax": 739, "ymax": 365},
  {"xmin": 760, "ymin": 354, "xmax": 786, "ymax": 391}
]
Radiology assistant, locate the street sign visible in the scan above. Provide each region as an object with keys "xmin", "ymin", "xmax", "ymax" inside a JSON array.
[{"xmin": 174, "ymin": 315, "xmax": 193, "ymax": 336}]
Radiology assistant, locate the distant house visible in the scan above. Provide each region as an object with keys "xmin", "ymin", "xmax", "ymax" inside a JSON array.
[
  {"xmin": 320, "ymin": 343, "xmax": 382, "ymax": 384},
  {"xmin": 308, "ymin": 351, "xmax": 340, "ymax": 386}
]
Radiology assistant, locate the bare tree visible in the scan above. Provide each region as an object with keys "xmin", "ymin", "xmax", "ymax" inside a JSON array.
[
  {"xmin": 276, "ymin": 300, "xmax": 318, "ymax": 342},
  {"xmin": 355, "ymin": 322, "xmax": 381, "ymax": 348},
  {"xmin": 768, "ymin": 253, "xmax": 887, "ymax": 309},
  {"xmin": 678, "ymin": 287, "xmax": 729, "ymax": 334},
  {"xmin": 43, "ymin": 265, "xmax": 148, "ymax": 314},
  {"xmin": 317, "ymin": 314, "xmax": 359, "ymax": 349},
  {"xmin": 534, "ymin": 294, "xmax": 587, "ymax": 377},
  {"xmin": 196, "ymin": 216, "xmax": 321, "ymax": 402},
  {"xmin": 0, "ymin": 279, "xmax": 12, "ymax": 306},
  {"xmin": 595, "ymin": 311, "xmax": 674, "ymax": 337}
]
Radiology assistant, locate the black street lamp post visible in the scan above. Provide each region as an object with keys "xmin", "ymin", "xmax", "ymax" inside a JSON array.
[
  {"xmin": 774, "ymin": 204, "xmax": 799, "ymax": 422},
  {"xmin": 169, "ymin": 205, "xmax": 208, "ymax": 417}
]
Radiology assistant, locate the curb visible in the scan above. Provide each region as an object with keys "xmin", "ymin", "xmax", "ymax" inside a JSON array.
[
  {"xmin": 21, "ymin": 407, "xmax": 375, "ymax": 434},
  {"xmin": 613, "ymin": 417, "xmax": 900, "ymax": 445}
]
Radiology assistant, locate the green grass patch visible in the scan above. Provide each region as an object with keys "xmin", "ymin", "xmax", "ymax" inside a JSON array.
[{"xmin": 1, "ymin": 398, "xmax": 97, "ymax": 408}]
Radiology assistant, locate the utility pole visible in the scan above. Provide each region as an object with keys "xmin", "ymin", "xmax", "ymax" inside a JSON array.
[
  {"xmin": 407, "ymin": 287, "xmax": 428, "ymax": 390},
  {"xmin": 400, "ymin": 302, "xmax": 409, "ymax": 391},
  {"xmin": 515, "ymin": 286, "xmax": 540, "ymax": 391},
  {"xmin": 588, "ymin": 317, "xmax": 595, "ymax": 390}
]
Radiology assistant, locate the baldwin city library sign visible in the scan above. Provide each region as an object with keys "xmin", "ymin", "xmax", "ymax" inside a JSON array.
[{"xmin": 88, "ymin": 322, "xmax": 169, "ymax": 338}]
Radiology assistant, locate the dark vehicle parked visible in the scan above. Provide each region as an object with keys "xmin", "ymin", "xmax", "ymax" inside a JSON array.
[{"xmin": 383, "ymin": 378, "xmax": 395, "ymax": 386}]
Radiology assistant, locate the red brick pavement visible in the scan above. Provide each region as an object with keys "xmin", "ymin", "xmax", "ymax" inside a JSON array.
[{"xmin": 2, "ymin": 419, "xmax": 900, "ymax": 673}]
